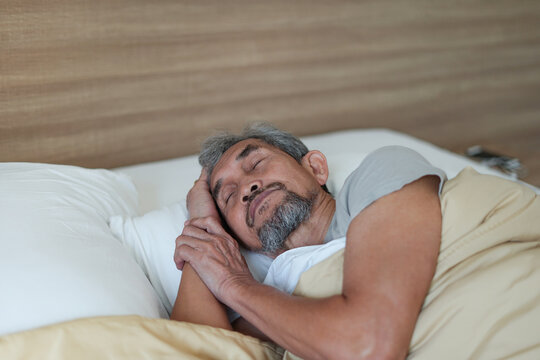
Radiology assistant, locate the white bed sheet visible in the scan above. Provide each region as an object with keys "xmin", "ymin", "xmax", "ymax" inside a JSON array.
[{"xmin": 114, "ymin": 128, "xmax": 533, "ymax": 215}]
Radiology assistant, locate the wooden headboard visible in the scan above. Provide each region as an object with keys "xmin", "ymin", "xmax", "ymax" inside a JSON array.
[{"xmin": 2, "ymin": 0, "xmax": 540, "ymax": 171}]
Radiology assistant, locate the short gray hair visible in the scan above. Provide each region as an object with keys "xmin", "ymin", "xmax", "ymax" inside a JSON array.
[{"xmin": 199, "ymin": 123, "xmax": 309, "ymax": 176}]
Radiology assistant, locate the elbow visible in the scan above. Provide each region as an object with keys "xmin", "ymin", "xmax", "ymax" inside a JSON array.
[
  {"xmin": 319, "ymin": 325, "xmax": 406, "ymax": 360},
  {"xmin": 300, "ymin": 297, "xmax": 409, "ymax": 360},
  {"xmin": 326, "ymin": 339, "xmax": 397, "ymax": 360}
]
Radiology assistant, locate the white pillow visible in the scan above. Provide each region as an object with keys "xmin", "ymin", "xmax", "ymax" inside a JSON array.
[
  {"xmin": 0, "ymin": 163, "xmax": 167, "ymax": 336},
  {"xmin": 109, "ymin": 202, "xmax": 187, "ymax": 314},
  {"xmin": 325, "ymin": 153, "xmax": 367, "ymax": 194},
  {"xmin": 109, "ymin": 201, "xmax": 274, "ymax": 314}
]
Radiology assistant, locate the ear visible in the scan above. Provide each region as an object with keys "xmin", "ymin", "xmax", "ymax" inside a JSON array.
[{"xmin": 301, "ymin": 150, "xmax": 329, "ymax": 186}]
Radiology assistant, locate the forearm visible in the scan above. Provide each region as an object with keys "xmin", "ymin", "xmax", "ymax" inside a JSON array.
[
  {"xmin": 226, "ymin": 281, "xmax": 366, "ymax": 360},
  {"xmin": 232, "ymin": 317, "xmax": 272, "ymax": 342},
  {"xmin": 171, "ymin": 169, "xmax": 232, "ymax": 328},
  {"xmin": 170, "ymin": 264, "xmax": 232, "ymax": 330}
]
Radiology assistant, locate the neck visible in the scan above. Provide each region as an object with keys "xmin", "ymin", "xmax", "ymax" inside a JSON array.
[{"xmin": 279, "ymin": 191, "xmax": 336, "ymax": 255}]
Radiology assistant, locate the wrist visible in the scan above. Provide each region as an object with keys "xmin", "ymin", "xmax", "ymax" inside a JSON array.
[{"xmin": 221, "ymin": 273, "xmax": 259, "ymax": 305}]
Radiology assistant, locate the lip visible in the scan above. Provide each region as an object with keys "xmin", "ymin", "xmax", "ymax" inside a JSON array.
[{"xmin": 248, "ymin": 188, "xmax": 279, "ymax": 226}]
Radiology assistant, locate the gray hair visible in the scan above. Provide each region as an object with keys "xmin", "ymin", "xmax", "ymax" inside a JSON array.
[{"xmin": 199, "ymin": 123, "xmax": 309, "ymax": 176}]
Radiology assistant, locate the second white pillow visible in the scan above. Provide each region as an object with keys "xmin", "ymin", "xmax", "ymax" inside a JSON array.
[
  {"xmin": 109, "ymin": 201, "xmax": 274, "ymax": 314},
  {"xmin": 109, "ymin": 202, "xmax": 187, "ymax": 314}
]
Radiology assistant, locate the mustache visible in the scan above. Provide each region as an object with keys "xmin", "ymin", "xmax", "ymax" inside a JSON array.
[{"xmin": 246, "ymin": 182, "xmax": 286, "ymax": 227}]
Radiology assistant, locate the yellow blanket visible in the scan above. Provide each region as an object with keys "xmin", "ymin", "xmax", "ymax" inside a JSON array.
[
  {"xmin": 294, "ymin": 167, "xmax": 540, "ymax": 359},
  {"xmin": 1, "ymin": 168, "xmax": 539, "ymax": 359},
  {"xmin": 0, "ymin": 315, "xmax": 282, "ymax": 360}
]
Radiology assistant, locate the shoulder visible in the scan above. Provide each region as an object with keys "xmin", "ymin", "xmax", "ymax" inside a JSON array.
[
  {"xmin": 359, "ymin": 145, "xmax": 439, "ymax": 172},
  {"xmin": 343, "ymin": 146, "xmax": 447, "ymax": 195},
  {"xmin": 336, "ymin": 146, "xmax": 446, "ymax": 218},
  {"xmin": 325, "ymin": 146, "xmax": 446, "ymax": 242}
]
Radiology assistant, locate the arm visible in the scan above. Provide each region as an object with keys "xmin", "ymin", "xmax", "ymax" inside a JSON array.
[
  {"xmin": 233, "ymin": 316, "xmax": 272, "ymax": 342},
  {"xmin": 170, "ymin": 170, "xmax": 231, "ymax": 330},
  {"xmin": 175, "ymin": 176, "xmax": 442, "ymax": 359},
  {"xmin": 170, "ymin": 264, "xmax": 231, "ymax": 329}
]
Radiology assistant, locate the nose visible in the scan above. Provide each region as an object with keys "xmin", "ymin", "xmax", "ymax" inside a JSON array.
[{"xmin": 241, "ymin": 181, "xmax": 261, "ymax": 203}]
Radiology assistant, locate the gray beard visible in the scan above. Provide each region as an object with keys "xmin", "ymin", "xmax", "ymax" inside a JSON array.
[{"xmin": 257, "ymin": 190, "xmax": 315, "ymax": 254}]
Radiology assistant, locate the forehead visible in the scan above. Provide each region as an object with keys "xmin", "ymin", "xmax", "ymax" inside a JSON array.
[{"xmin": 210, "ymin": 139, "xmax": 281, "ymax": 182}]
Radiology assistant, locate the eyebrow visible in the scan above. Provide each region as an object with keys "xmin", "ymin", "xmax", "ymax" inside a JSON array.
[
  {"xmin": 236, "ymin": 144, "xmax": 260, "ymax": 161},
  {"xmin": 212, "ymin": 178, "xmax": 223, "ymax": 202}
]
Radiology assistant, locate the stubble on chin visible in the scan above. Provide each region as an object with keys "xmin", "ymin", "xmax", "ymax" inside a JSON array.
[{"xmin": 256, "ymin": 190, "xmax": 316, "ymax": 255}]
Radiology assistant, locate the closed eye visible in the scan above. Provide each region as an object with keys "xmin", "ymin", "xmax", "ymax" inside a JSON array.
[
  {"xmin": 252, "ymin": 158, "xmax": 263, "ymax": 170},
  {"xmin": 225, "ymin": 191, "xmax": 234, "ymax": 205}
]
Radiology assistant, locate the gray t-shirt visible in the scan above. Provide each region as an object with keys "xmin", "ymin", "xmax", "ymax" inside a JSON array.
[{"xmin": 324, "ymin": 146, "xmax": 447, "ymax": 242}]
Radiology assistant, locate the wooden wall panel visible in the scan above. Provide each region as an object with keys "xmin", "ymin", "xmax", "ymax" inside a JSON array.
[{"xmin": 1, "ymin": 0, "xmax": 539, "ymax": 184}]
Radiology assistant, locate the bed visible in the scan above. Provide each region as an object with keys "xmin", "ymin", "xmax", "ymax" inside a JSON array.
[
  {"xmin": 2, "ymin": 128, "xmax": 540, "ymax": 359},
  {"xmin": 1, "ymin": 1, "xmax": 540, "ymax": 359}
]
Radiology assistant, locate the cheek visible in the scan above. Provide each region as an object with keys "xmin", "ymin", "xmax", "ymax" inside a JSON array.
[
  {"xmin": 224, "ymin": 206, "xmax": 261, "ymax": 249},
  {"xmin": 224, "ymin": 205, "xmax": 247, "ymax": 235}
]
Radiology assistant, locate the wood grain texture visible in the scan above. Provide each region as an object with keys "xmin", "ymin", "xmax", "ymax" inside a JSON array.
[{"xmin": 1, "ymin": 0, "xmax": 539, "ymax": 185}]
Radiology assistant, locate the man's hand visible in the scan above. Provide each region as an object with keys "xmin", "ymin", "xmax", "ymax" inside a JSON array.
[
  {"xmin": 186, "ymin": 169, "xmax": 220, "ymax": 220},
  {"xmin": 174, "ymin": 216, "xmax": 255, "ymax": 302}
]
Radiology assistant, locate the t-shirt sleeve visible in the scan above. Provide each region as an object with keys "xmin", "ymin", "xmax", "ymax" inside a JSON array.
[{"xmin": 338, "ymin": 146, "xmax": 447, "ymax": 221}]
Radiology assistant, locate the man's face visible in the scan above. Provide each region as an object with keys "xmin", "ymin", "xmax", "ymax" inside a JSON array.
[{"xmin": 209, "ymin": 139, "xmax": 321, "ymax": 255}]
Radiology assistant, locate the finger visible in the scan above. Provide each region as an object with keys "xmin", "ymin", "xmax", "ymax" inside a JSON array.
[
  {"xmin": 174, "ymin": 244, "xmax": 200, "ymax": 270},
  {"xmin": 200, "ymin": 168, "xmax": 209, "ymax": 181},
  {"xmin": 175, "ymin": 234, "xmax": 212, "ymax": 252},
  {"xmin": 192, "ymin": 169, "xmax": 210, "ymax": 189},
  {"xmin": 224, "ymin": 236, "xmax": 240, "ymax": 253},
  {"xmin": 182, "ymin": 223, "xmax": 241, "ymax": 263},
  {"xmin": 181, "ymin": 224, "xmax": 216, "ymax": 242},
  {"xmin": 190, "ymin": 218, "xmax": 239, "ymax": 252},
  {"xmin": 175, "ymin": 233, "xmax": 229, "ymax": 264},
  {"xmin": 175, "ymin": 258, "xmax": 184, "ymax": 271},
  {"xmin": 188, "ymin": 216, "xmax": 226, "ymax": 236}
]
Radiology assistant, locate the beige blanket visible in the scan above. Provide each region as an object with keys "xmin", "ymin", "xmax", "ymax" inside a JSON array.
[
  {"xmin": 293, "ymin": 167, "xmax": 540, "ymax": 359},
  {"xmin": 0, "ymin": 315, "xmax": 283, "ymax": 360},
  {"xmin": 1, "ymin": 168, "xmax": 539, "ymax": 359}
]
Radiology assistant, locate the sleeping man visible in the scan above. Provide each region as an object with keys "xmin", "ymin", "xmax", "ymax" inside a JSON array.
[{"xmin": 171, "ymin": 123, "xmax": 446, "ymax": 359}]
